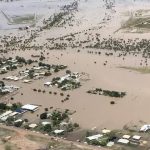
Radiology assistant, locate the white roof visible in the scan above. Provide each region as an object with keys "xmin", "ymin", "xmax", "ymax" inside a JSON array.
[
  {"xmin": 23, "ymin": 80, "xmax": 31, "ymax": 83},
  {"xmin": 13, "ymin": 77, "xmax": 19, "ymax": 81},
  {"xmin": 132, "ymin": 135, "xmax": 141, "ymax": 140},
  {"xmin": 107, "ymin": 142, "xmax": 114, "ymax": 147},
  {"xmin": 0, "ymin": 111, "xmax": 18, "ymax": 121},
  {"xmin": 21, "ymin": 104, "xmax": 38, "ymax": 111},
  {"xmin": 9, "ymin": 112, "xmax": 18, "ymax": 117},
  {"xmin": 122, "ymin": 135, "xmax": 131, "ymax": 139},
  {"xmin": 44, "ymin": 82, "xmax": 51, "ymax": 86},
  {"xmin": 0, "ymin": 111, "xmax": 12, "ymax": 119},
  {"xmin": 60, "ymin": 122, "xmax": 68, "ymax": 126},
  {"xmin": 118, "ymin": 139, "xmax": 129, "ymax": 144},
  {"xmin": 42, "ymin": 122, "xmax": 51, "ymax": 126},
  {"xmin": 102, "ymin": 129, "xmax": 111, "ymax": 134},
  {"xmin": 140, "ymin": 125, "xmax": 150, "ymax": 132},
  {"xmin": 86, "ymin": 134, "xmax": 103, "ymax": 141},
  {"xmin": 14, "ymin": 119, "xmax": 23, "ymax": 123},
  {"xmin": 1, "ymin": 116, "xmax": 9, "ymax": 121},
  {"xmin": 54, "ymin": 130, "xmax": 64, "ymax": 134},
  {"xmin": 29, "ymin": 124, "xmax": 37, "ymax": 128},
  {"xmin": 33, "ymin": 67, "xmax": 42, "ymax": 70}
]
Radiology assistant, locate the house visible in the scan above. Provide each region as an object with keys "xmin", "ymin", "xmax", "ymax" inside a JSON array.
[
  {"xmin": 1, "ymin": 111, "xmax": 18, "ymax": 121},
  {"xmin": 15, "ymin": 108, "xmax": 27, "ymax": 114},
  {"xmin": 14, "ymin": 119, "xmax": 23, "ymax": 123},
  {"xmin": 107, "ymin": 141, "xmax": 114, "ymax": 147},
  {"xmin": 53, "ymin": 129, "xmax": 64, "ymax": 135},
  {"xmin": 102, "ymin": 129, "xmax": 111, "ymax": 134},
  {"xmin": 21, "ymin": 104, "xmax": 39, "ymax": 111},
  {"xmin": 0, "ymin": 111, "xmax": 12, "ymax": 119},
  {"xmin": 86, "ymin": 134, "xmax": 103, "ymax": 141},
  {"xmin": 23, "ymin": 80, "xmax": 32, "ymax": 83},
  {"xmin": 44, "ymin": 82, "xmax": 52, "ymax": 86},
  {"xmin": 42, "ymin": 122, "xmax": 51, "ymax": 126},
  {"xmin": 9, "ymin": 112, "xmax": 18, "ymax": 117},
  {"xmin": 122, "ymin": 135, "xmax": 131, "ymax": 139},
  {"xmin": 29, "ymin": 124, "xmax": 37, "ymax": 128},
  {"xmin": 140, "ymin": 125, "xmax": 150, "ymax": 132},
  {"xmin": 118, "ymin": 139, "xmax": 129, "ymax": 144},
  {"xmin": 132, "ymin": 135, "xmax": 141, "ymax": 140}
]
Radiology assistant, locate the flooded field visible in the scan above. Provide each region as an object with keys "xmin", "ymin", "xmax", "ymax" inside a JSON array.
[
  {"xmin": 1, "ymin": 0, "xmax": 150, "ymax": 133},
  {"xmin": 0, "ymin": 0, "xmax": 75, "ymax": 29}
]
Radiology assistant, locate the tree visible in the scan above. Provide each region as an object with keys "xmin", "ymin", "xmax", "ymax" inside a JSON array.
[
  {"xmin": 6, "ymin": 117, "xmax": 14, "ymax": 126},
  {"xmin": 28, "ymin": 70, "xmax": 34, "ymax": 79},
  {"xmin": 0, "ymin": 103, "xmax": 8, "ymax": 110},
  {"xmin": 66, "ymin": 70, "xmax": 71, "ymax": 74},
  {"xmin": 43, "ymin": 124, "xmax": 52, "ymax": 133},
  {"xmin": 14, "ymin": 121, "xmax": 23, "ymax": 127},
  {"xmin": 0, "ymin": 81, "xmax": 5, "ymax": 88},
  {"xmin": 40, "ymin": 113, "xmax": 47, "ymax": 119}
]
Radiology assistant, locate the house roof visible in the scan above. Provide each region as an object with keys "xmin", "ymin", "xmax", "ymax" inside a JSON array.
[
  {"xmin": 0, "ymin": 111, "xmax": 12, "ymax": 119},
  {"xmin": 54, "ymin": 129, "xmax": 64, "ymax": 134},
  {"xmin": 29, "ymin": 124, "xmax": 37, "ymax": 128},
  {"xmin": 132, "ymin": 135, "xmax": 141, "ymax": 140},
  {"xmin": 86, "ymin": 134, "xmax": 103, "ymax": 141},
  {"xmin": 140, "ymin": 125, "xmax": 150, "ymax": 132},
  {"xmin": 21, "ymin": 104, "xmax": 38, "ymax": 111},
  {"xmin": 102, "ymin": 129, "xmax": 111, "ymax": 134},
  {"xmin": 118, "ymin": 139, "xmax": 129, "ymax": 144},
  {"xmin": 42, "ymin": 122, "xmax": 51, "ymax": 126},
  {"xmin": 122, "ymin": 135, "xmax": 131, "ymax": 139}
]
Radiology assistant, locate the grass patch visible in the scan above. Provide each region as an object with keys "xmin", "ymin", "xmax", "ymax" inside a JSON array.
[{"xmin": 119, "ymin": 66, "xmax": 150, "ymax": 74}]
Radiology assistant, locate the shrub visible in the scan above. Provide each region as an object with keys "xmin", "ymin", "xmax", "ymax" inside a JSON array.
[
  {"xmin": 110, "ymin": 101, "xmax": 115, "ymax": 105},
  {"xmin": 40, "ymin": 112, "xmax": 47, "ymax": 119}
]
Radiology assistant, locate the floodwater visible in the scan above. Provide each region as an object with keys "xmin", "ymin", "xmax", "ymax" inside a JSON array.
[
  {"xmin": 1, "ymin": 0, "xmax": 150, "ymax": 130},
  {"xmin": 0, "ymin": 0, "xmax": 74, "ymax": 29},
  {"xmin": 1, "ymin": 48, "xmax": 150, "ymax": 130}
]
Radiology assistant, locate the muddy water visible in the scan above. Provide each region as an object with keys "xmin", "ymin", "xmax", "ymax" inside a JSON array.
[
  {"xmin": 1, "ymin": 0, "xmax": 150, "ymax": 130},
  {"xmin": 1, "ymin": 49, "xmax": 150, "ymax": 130}
]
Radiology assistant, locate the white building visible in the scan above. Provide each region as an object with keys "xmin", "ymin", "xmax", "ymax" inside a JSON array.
[
  {"xmin": 21, "ymin": 104, "xmax": 38, "ymax": 111},
  {"xmin": 86, "ymin": 134, "xmax": 103, "ymax": 141}
]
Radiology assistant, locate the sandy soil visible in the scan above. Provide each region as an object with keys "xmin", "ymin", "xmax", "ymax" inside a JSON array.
[{"xmin": 0, "ymin": 124, "xmax": 105, "ymax": 150}]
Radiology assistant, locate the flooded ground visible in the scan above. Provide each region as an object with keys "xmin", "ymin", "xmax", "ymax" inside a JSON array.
[
  {"xmin": 0, "ymin": 0, "xmax": 74, "ymax": 29},
  {"xmin": 1, "ymin": 0, "xmax": 150, "ymax": 131}
]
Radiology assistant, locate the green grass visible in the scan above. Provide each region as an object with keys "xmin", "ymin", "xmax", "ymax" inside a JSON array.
[{"xmin": 119, "ymin": 66, "xmax": 150, "ymax": 74}]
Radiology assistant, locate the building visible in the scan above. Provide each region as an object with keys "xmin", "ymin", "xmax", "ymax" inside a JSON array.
[{"xmin": 21, "ymin": 104, "xmax": 39, "ymax": 111}]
